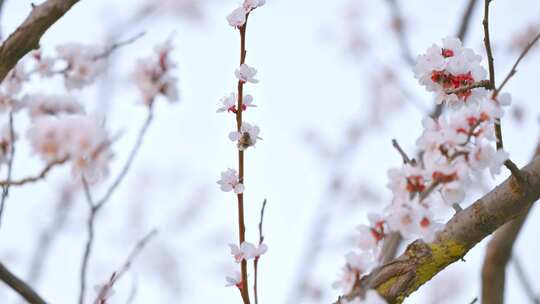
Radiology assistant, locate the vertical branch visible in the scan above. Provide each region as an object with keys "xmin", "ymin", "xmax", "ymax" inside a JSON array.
[
  {"xmin": 0, "ymin": 111, "xmax": 15, "ymax": 226},
  {"xmin": 253, "ymin": 199, "xmax": 267, "ymax": 304},
  {"xmin": 456, "ymin": 0, "xmax": 479, "ymax": 41},
  {"xmin": 482, "ymin": 0, "xmax": 495, "ymax": 90},
  {"xmin": 235, "ymin": 14, "xmax": 251, "ymax": 304}
]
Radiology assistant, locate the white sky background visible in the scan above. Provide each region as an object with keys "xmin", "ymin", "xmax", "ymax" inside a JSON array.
[{"xmin": 0, "ymin": 0, "xmax": 539, "ymax": 303}]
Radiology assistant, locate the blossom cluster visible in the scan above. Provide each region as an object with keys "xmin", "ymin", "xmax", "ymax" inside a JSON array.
[
  {"xmin": 0, "ymin": 37, "xmax": 178, "ymax": 184},
  {"xmin": 131, "ymin": 39, "xmax": 179, "ymax": 106},
  {"xmin": 334, "ymin": 37, "xmax": 512, "ymax": 302},
  {"xmin": 414, "ymin": 37, "xmax": 488, "ymax": 107}
]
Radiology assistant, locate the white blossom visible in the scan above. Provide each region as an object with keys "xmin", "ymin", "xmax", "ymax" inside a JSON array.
[
  {"xmin": 229, "ymin": 122, "xmax": 261, "ymax": 150},
  {"xmin": 56, "ymin": 43, "xmax": 106, "ymax": 90},
  {"xmin": 225, "ymin": 271, "xmax": 242, "ymax": 287},
  {"xmin": 227, "ymin": 7, "xmax": 247, "ymax": 28},
  {"xmin": 132, "ymin": 39, "xmax": 179, "ymax": 105},
  {"xmin": 27, "ymin": 114, "xmax": 112, "ymax": 182},
  {"xmin": 217, "ymin": 93, "xmax": 255, "ymax": 113},
  {"xmin": 229, "ymin": 242, "xmax": 267, "ymax": 262},
  {"xmin": 217, "ymin": 168, "xmax": 244, "ymax": 193},
  {"xmin": 341, "ymin": 290, "xmax": 387, "ymax": 304},
  {"xmin": 235, "ymin": 64, "xmax": 259, "ymax": 84}
]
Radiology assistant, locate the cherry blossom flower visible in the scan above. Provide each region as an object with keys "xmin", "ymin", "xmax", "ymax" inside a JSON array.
[
  {"xmin": 227, "ymin": 7, "xmax": 247, "ymax": 28},
  {"xmin": 217, "ymin": 168, "xmax": 244, "ymax": 193},
  {"xmin": 27, "ymin": 114, "xmax": 113, "ymax": 182},
  {"xmin": 229, "ymin": 241, "xmax": 267, "ymax": 262},
  {"xmin": 2, "ymin": 63, "xmax": 29, "ymax": 96},
  {"xmin": 243, "ymin": 0, "xmax": 266, "ymax": 12},
  {"xmin": 225, "ymin": 271, "xmax": 242, "ymax": 288},
  {"xmin": 31, "ymin": 50, "xmax": 56, "ymax": 78},
  {"xmin": 56, "ymin": 43, "xmax": 106, "ymax": 90},
  {"xmin": 229, "ymin": 122, "xmax": 261, "ymax": 151},
  {"xmin": 235, "ymin": 64, "xmax": 259, "ymax": 84},
  {"xmin": 216, "ymin": 93, "xmax": 255, "ymax": 113},
  {"xmin": 414, "ymin": 37, "xmax": 488, "ymax": 107},
  {"xmin": 333, "ymin": 251, "xmax": 376, "ymax": 293},
  {"xmin": 132, "ymin": 39, "xmax": 179, "ymax": 105},
  {"xmin": 356, "ymin": 214, "xmax": 386, "ymax": 251}
]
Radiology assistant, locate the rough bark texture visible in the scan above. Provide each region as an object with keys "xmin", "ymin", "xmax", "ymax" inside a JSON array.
[
  {"xmin": 0, "ymin": 0, "xmax": 80, "ymax": 81},
  {"xmin": 481, "ymin": 142, "xmax": 540, "ymax": 304},
  {"xmin": 338, "ymin": 156, "xmax": 540, "ymax": 304}
]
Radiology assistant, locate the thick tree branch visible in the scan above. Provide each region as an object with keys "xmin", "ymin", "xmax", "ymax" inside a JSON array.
[
  {"xmin": 481, "ymin": 142, "xmax": 540, "ymax": 304},
  {"xmin": 337, "ymin": 156, "xmax": 540, "ymax": 304},
  {"xmin": 0, "ymin": 261, "xmax": 46, "ymax": 304},
  {"xmin": 0, "ymin": 0, "xmax": 80, "ymax": 81}
]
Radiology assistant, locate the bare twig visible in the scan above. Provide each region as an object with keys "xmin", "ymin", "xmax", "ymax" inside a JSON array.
[
  {"xmin": 0, "ymin": 0, "xmax": 81, "ymax": 82},
  {"xmin": 78, "ymin": 107, "xmax": 154, "ymax": 304},
  {"xmin": 254, "ymin": 199, "xmax": 267, "ymax": 304},
  {"xmin": 0, "ymin": 261, "xmax": 47, "ymax": 304},
  {"xmin": 482, "ymin": 0, "xmax": 496, "ymax": 90},
  {"xmin": 93, "ymin": 229, "xmax": 158, "ymax": 304},
  {"xmin": 93, "ymin": 32, "xmax": 146, "ymax": 60},
  {"xmin": 0, "ymin": 157, "xmax": 69, "ymax": 187},
  {"xmin": 385, "ymin": 0, "xmax": 414, "ymax": 66},
  {"xmin": 391, "ymin": 139, "xmax": 411, "ymax": 164},
  {"xmin": 95, "ymin": 107, "xmax": 154, "ymax": 209},
  {"xmin": 0, "ymin": 111, "xmax": 15, "ymax": 226},
  {"xmin": 494, "ymin": 32, "xmax": 540, "ymax": 98}
]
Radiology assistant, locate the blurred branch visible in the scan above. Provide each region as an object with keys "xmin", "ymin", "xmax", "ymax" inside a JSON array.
[
  {"xmin": 456, "ymin": 0, "xmax": 479, "ymax": 41},
  {"xmin": 0, "ymin": 0, "xmax": 6, "ymax": 40},
  {"xmin": 337, "ymin": 156, "xmax": 540, "ymax": 303},
  {"xmin": 253, "ymin": 199, "xmax": 267, "ymax": 304},
  {"xmin": 481, "ymin": 141, "xmax": 540, "ymax": 304},
  {"xmin": 94, "ymin": 229, "xmax": 158, "ymax": 304},
  {"xmin": 0, "ymin": 0, "xmax": 81, "ymax": 81},
  {"xmin": 494, "ymin": 31, "xmax": 540, "ymax": 98},
  {"xmin": 385, "ymin": 0, "xmax": 414, "ymax": 66},
  {"xmin": 0, "ymin": 111, "xmax": 15, "ymax": 226},
  {"xmin": 0, "ymin": 261, "xmax": 46, "ymax": 304},
  {"xmin": 0, "ymin": 157, "xmax": 69, "ymax": 187},
  {"xmin": 78, "ymin": 107, "xmax": 154, "ymax": 304}
]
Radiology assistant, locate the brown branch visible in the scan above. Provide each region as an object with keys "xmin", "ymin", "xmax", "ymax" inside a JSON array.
[
  {"xmin": 235, "ymin": 13, "xmax": 251, "ymax": 304},
  {"xmin": 0, "ymin": 157, "xmax": 69, "ymax": 187},
  {"xmin": 0, "ymin": 0, "xmax": 81, "ymax": 82},
  {"xmin": 0, "ymin": 261, "xmax": 47, "ymax": 304},
  {"xmin": 443, "ymin": 80, "xmax": 491, "ymax": 95},
  {"xmin": 481, "ymin": 141, "xmax": 540, "ymax": 304},
  {"xmin": 482, "ymin": 0, "xmax": 495, "ymax": 90},
  {"xmin": 337, "ymin": 156, "xmax": 540, "ymax": 304},
  {"xmin": 456, "ymin": 0, "xmax": 479, "ymax": 41}
]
